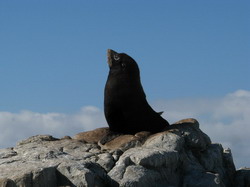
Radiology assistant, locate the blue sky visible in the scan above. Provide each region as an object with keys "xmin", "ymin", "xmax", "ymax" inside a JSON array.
[{"xmin": 0, "ymin": 1, "xmax": 249, "ymax": 168}]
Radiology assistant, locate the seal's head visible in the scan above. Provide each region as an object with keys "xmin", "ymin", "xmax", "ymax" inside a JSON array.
[{"xmin": 107, "ymin": 49, "xmax": 139, "ymax": 76}]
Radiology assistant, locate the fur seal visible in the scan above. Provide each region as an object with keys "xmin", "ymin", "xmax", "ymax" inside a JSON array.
[{"xmin": 104, "ymin": 49, "xmax": 169, "ymax": 134}]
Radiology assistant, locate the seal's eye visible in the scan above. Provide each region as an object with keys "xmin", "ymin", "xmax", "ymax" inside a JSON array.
[
  {"xmin": 113, "ymin": 54, "xmax": 120, "ymax": 61},
  {"xmin": 121, "ymin": 63, "xmax": 126, "ymax": 68}
]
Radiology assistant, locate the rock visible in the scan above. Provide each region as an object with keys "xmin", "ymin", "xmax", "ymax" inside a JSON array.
[
  {"xmin": 0, "ymin": 135, "xmax": 116, "ymax": 186},
  {"xmin": 74, "ymin": 128, "xmax": 151, "ymax": 152},
  {"xmin": 56, "ymin": 162, "xmax": 115, "ymax": 187},
  {"xmin": 17, "ymin": 134, "xmax": 59, "ymax": 145},
  {"xmin": 73, "ymin": 127, "xmax": 109, "ymax": 143},
  {"xmin": 168, "ymin": 118, "xmax": 211, "ymax": 150},
  {"xmin": 0, "ymin": 118, "xmax": 248, "ymax": 186},
  {"xmin": 99, "ymin": 131, "xmax": 151, "ymax": 151},
  {"xmin": 108, "ymin": 147, "xmax": 180, "ymax": 186},
  {"xmin": 234, "ymin": 168, "xmax": 250, "ymax": 187}
]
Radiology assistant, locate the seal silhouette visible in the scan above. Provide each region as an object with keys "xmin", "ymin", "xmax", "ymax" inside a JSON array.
[{"xmin": 104, "ymin": 49, "xmax": 169, "ymax": 134}]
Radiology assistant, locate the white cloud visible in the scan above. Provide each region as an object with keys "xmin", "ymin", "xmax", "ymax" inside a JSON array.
[
  {"xmin": 153, "ymin": 89, "xmax": 250, "ymax": 168},
  {"xmin": 0, "ymin": 90, "xmax": 249, "ymax": 168},
  {"xmin": 0, "ymin": 106, "xmax": 106, "ymax": 149}
]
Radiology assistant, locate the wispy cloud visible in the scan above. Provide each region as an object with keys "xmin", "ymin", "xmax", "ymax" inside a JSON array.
[{"xmin": 0, "ymin": 90, "xmax": 249, "ymax": 168}]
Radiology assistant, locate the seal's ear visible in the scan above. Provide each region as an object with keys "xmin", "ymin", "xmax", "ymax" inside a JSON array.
[{"xmin": 158, "ymin": 111, "xmax": 164, "ymax": 116}]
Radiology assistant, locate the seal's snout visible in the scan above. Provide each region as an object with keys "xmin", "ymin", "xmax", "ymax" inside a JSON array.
[
  {"xmin": 107, "ymin": 49, "xmax": 118, "ymax": 68},
  {"xmin": 107, "ymin": 49, "xmax": 117, "ymax": 54},
  {"xmin": 107, "ymin": 49, "xmax": 113, "ymax": 67}
]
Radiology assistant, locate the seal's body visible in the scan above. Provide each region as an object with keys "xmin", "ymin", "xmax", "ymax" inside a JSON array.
[{"xmin": 104, "ymin": 49, "xmax": 169, "ymax": 134}]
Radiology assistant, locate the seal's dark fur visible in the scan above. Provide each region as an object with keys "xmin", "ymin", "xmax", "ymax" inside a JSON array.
[{"xmin": 104, "ymin": 49, "xmax": 169, "ymax": 134}]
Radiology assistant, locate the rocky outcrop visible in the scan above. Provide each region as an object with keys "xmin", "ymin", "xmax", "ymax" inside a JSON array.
[{"xmin": 0, "ymin": 119, "xmax": 249, "ymax": 187}]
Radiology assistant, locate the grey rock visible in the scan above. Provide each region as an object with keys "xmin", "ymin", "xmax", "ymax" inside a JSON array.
[
  {"xmin": 0, "ymin": 148, "xmax": 17, "ymax": 159},
  {"xmin": 0, "ymin": 118, "xmax": 248, "ymax": 187},
  {"xmin": 56, "ymin": 162, "xmax": 114, "ymax": 187},
  {"xmin": 108, "ymin": 147, "xmax": 181, "ymax": 186},
  {"xmin": 170, "ymin": 118, "xmax": 211, "ymax": 151},
  {"xmin": 17, "ymin": 135, "xmax": 59, "ymax": 145},
  {"xmin": 97, "ymin": 153, "xmax": 115, "ymax": 172},
  {"xmin": 144, "ymin": 130, "xmax": 184, "ymax": 151},
  {"xmin": 0, "ymin": 135, "xmax": 117, "ymax": 186}
]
